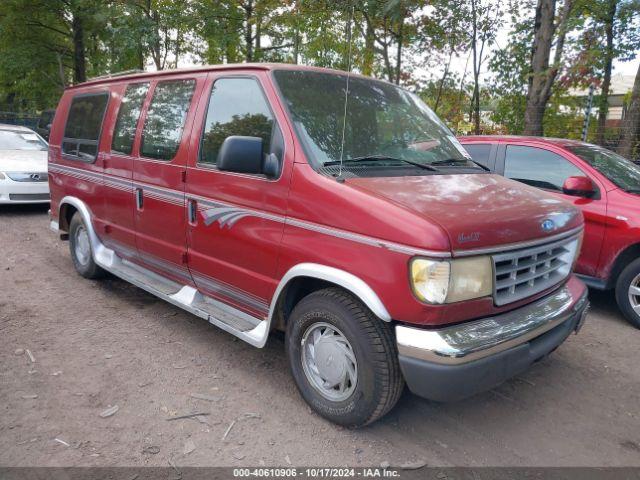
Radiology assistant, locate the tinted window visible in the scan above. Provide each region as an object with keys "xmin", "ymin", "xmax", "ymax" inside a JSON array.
[
  {"xmin": 462, "ymin": 143, "xmax": 492, "ymax": 168},
  {"xmin": 141, "ymin": 79, "xmax": 195, "ymax": 161},
  {"xmin": 112, "ymin": 83, "xmax": 149, "ymax": 155},
  {"xmin": 504, "ymin": 145, "xmax": 584, "ymax": 191},
  {"xmin": 62, "ymin": 93, "xmax": 108, "ymax": 161},
  {"xmin": 200, "ymin": 78, "xmax": 274, "ymax": 164},
  {"xmin": 567, "ymin": 144, "xmax": 640, "ymax": 193}
]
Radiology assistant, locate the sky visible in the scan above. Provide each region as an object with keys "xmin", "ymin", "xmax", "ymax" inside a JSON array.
[{"xmin": 425, "ymin": 20, "xmax": 639, "ymax": 85}]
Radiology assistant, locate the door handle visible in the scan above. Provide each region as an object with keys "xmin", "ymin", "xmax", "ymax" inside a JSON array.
[
  {"xmin": 188, "ymin": 199, "xmax": 197, "ymax": 224},
  {"xmin": 135, "ymin": 188, "xmax": 143, "ymax": 210}
]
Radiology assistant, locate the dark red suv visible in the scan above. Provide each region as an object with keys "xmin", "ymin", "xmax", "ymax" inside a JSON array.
[{"xmin": 459, "ymin": 136, "xmax": 640, "ymax": 328}]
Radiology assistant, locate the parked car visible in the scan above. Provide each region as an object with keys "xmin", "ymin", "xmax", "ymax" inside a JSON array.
[
  {"xmin": 48, "ymin": 65, "xmax": 589, "ymax": 426},
  {"xmin": 0, "ymin": 124, "xmax": 50, "ymax": 204},
  {"xmin": 459, "ymin": 136, "xmax": 640, "ymax": 328},
  {"xmin": 36, "ymin": 109, "xmax": 56, "ymax": 141}
]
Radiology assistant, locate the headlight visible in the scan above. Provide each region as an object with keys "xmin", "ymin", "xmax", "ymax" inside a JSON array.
[{"xmin": 410, "ymin": 256, "xmax": 493, "ymax": 304}]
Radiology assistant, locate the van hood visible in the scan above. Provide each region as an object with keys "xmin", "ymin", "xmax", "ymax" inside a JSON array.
[
  {"xmin": 346, "ymin": 173, "xmax": 583, "ymax": 252},
  {"xmin": 0, "ymin": 150, "xmax": 48, "ymax": 172}
]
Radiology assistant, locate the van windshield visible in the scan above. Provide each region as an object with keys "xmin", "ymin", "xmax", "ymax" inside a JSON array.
[{"xmin": 273, "ymin": 69, "xmax": 475, "ymax": 172}]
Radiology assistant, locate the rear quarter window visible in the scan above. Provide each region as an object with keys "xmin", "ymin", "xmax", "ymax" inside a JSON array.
[{"xmin": 62, "ymin": 92, "xmax": 109, "ymax": 161}]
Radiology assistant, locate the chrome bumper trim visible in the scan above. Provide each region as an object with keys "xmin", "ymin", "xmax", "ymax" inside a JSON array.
[{"xmin": 396, "ymin": 282, "xmax": 589, "ymax": 365}]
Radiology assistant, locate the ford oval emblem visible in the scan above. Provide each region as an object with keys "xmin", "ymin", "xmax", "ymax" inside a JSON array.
[{"xmin": 541, "ymin": 219, "xmax": 555, "ymax": 232}]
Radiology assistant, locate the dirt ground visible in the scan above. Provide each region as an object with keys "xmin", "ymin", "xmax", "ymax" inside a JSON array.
[{"xmin": 1, "ymin": 204, "xmax": 640, "ymax": 468}]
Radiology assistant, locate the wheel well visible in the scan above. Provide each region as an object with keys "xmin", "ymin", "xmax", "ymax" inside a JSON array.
[
  {"xmin": 58, "ymin": 203, "xmax": 78, "ymax": 233},
  {"xmin": 271, "ymin": 276, "xmax": 336, "ymax": 331},
  {"xmin": 608, "ymin": 243, "xmax": 640, "ymax": 288}
]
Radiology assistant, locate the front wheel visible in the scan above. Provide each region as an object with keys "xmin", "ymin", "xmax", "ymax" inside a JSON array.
[
  {"xmin": 615, "ymin": 258, "xmax": 640, "ymax": 329},
  {"xmin": 69, "ymin": 212, "xmax": 105, "ymax": 279},
  {"xmin": 285, "ymin": 288, "xmax": 404, "ymax": 427}
]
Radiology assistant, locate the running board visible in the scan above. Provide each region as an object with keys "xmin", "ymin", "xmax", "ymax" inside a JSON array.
[{"xmin": 94, "ymin": 242, "xmax": 268, "ymax": 347}]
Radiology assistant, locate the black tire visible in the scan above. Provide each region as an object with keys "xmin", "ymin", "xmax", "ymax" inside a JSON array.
[
  {"xmin": 285, "ymin": 287, "xmax": 404, "ymax": 427},
  {"xmin": 615, "ymin": 258, "xmax": 640, "ymax": 329},
  {"xmin": 68, "ymin": 212, "xmax": 105, "ymax": 279}
]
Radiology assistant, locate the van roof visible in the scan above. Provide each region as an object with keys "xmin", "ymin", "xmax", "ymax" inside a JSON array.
[{"xmin": 67, "ymin": 63, "xmax": 383, "ymax": 90}]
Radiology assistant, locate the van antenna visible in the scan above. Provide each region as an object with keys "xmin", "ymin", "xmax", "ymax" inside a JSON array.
[{"xmin": 337, "ymin": 3, "xmax": 355, "ymax": 183}]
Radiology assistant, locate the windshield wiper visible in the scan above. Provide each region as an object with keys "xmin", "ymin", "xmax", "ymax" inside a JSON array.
[
  {"xmin": 625, "ymin": 188, "xmax": 640, "ymax": 194},
  {"xmin": 429, "ymin": 158, "xmax": 490, "ymax": 171},
  {"xmin": 324, "ymin": 155, "xmax": 439, "ymax": 171}
]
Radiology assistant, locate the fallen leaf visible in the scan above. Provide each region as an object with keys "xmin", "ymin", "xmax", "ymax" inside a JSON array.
[
  {"xmin": 183, "ymin": 440, "xmax": 196, "ymax": 455},
  {"xmin": 99, "ymin": 405, "xmax": 119, "ymax": 418}
]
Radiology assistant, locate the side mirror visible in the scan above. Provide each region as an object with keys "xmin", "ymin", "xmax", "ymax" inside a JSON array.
[
  {"xmin": 217, "ymin": 136, "xmax": 264, "ymax": 175},
  {"xmin": 562, "ymin": 176, "xmax": 596, "ymax": 198}
]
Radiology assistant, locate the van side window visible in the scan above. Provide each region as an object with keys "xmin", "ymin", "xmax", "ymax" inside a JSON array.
[
  {"xmin": 140, "ymin": 79, "xmax": 195, "ymax": 161},
  {"xmin": 62, "ymin": 93, "xmax": 109, "ymax": 161},
  {"xmin": 504, "ymin": 145, "xmax": 583, "ymax": 191},
  {"xmin": 200, "ymin": 78, "xmax": 274, "ymax": 165},
  {"xmin": 111, "ymin": 82, "xmax": 149, "ymax": 155}
]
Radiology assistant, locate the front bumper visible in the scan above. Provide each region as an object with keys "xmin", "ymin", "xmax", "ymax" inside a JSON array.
[
  {"xmin": 396, "ymin": 276, "xmax": 589, "ymax": 402},
  {"xmin": 0, "ymin": 177, "xmax": 50, "ymax": 204}
]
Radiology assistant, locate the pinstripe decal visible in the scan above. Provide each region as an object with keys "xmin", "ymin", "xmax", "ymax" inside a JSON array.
[
  {"xmin": 104, "ymin": 238, "xmax": 269, "ymax": 316},
  {"xmin": 190, "ymin": 271, "xmax": 270, "ymax": 316},
  {"xmin": 49, "ymin": 162, "xmax": 451, "ymax": 258}
]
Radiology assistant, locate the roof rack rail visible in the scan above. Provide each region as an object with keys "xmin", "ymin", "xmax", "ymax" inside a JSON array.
[{"xmin": 88, "ymin": 69, "xmax": 146, "ymax": 82}]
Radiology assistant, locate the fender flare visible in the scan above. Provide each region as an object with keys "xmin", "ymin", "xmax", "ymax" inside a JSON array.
[
  {"xmin": 57, "ymin": 196, "xmax": 117, "ymax": 268},
  {"xmin": 267, "ymin": 263, "xmax": 392, "ymax": 324}
]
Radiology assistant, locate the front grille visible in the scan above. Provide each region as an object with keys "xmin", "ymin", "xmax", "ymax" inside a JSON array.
[
  {"xmin": 9, "ymin": 193, "xmax": 50, "ymax": 201},
  {"xmin": 492, "ymin": 235, "xmax": 580, "ymax": 306},
  {"xmin": 7, "ymin": 172, "xmax": 48, "ymax": 182}
]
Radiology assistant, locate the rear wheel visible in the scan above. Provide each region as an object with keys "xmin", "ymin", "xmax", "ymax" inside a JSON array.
[
  {"xmin": 615, "ymin": 258, "xmax": 640, "ymax": 329},
  {"xmin": 285, "ymin": 288, "xmax": 404, "ymax": 427},
  {"xmin": 69, "ymin": 212, "xmax": 104, "ymax": 279}
]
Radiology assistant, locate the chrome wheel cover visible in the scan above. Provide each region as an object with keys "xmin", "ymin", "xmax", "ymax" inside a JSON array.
[
  {"xmin": 301, "ymin": 322, "xmax": 358, "ymax": 402},
  {"xmin": 74, "ymin": 225, "xmax": 91, "ymax": 266},
  {"xmin": 629, "ymin": 273, "xmax": 640, "ymax": 316}
]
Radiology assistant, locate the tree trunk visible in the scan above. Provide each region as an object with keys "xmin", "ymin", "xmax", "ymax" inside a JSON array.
[
  {"xmin": 255, "ymin": 19, "xmax": 261, "ymax": 61},
  {"xmin": 71, "ymin": 12, "xmax": 86, "ymax": 83},
  {"xmin": 244, "ymin": 0, "xmax": 254, "ymax": 62},
  {"xmin": 595, "ymin": 0, "xmax": 617, "ymax": 145},
  {"xmin": 293, "ymin": 1, "xmax": 301, "ymax": 64},
  {"xmin": 394, "ymin": 17, "xmax": 403, "ymax": 85},
  {"xmin": 434, "ymin": 49, "xmax": 453, "ymax": 114},
  {"xmin": 362, "ymin": 22, "xmax": 374, "ymax": 75},
  {"xmin": 523, "ymin": 0, "xmax": 557, "ymax": 136},
  {"xmin": 617, "ymin": 63, "xmax": 640, "ymax": 159},
  {"xmin": 470, "ymin": 0, "xmax": 481, "ymax": 134}
]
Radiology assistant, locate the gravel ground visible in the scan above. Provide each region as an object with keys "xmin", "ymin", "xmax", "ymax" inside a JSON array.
[{"xmin": 1, "ymin": 204, "xmax": 640, "ymax": 467}]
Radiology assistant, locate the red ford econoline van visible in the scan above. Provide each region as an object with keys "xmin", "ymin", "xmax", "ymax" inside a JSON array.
[{"xmin": 48, "ymin": 64, "xmax": 589, "ymax": 426}]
